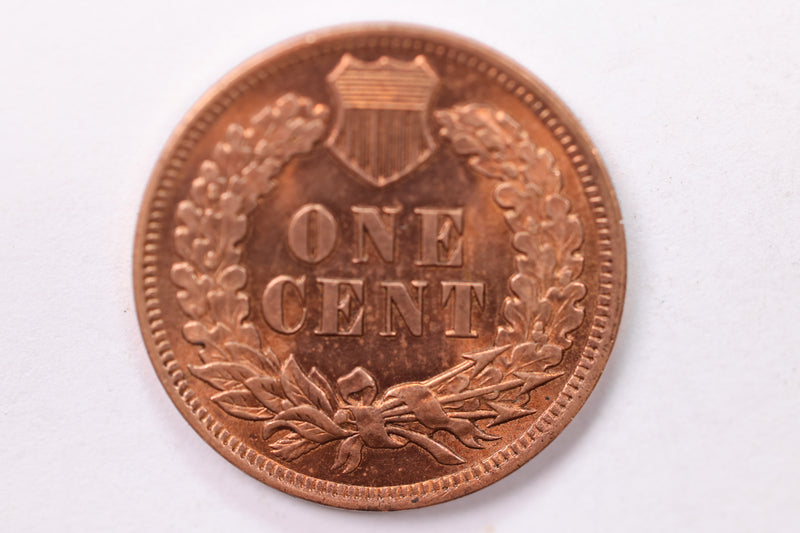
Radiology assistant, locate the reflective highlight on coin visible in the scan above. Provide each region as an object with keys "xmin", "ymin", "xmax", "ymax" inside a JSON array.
[{"xmin": 134, "ymin": 25, "xmax": 626, "ymax": 510}]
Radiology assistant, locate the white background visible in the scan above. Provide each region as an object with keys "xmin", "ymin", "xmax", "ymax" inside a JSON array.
[{"xmin": 1, "ymin": 1, "xmax": 798, "ymax": 531}]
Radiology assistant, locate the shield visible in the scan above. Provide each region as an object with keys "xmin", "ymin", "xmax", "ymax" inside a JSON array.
[{"xmin": 326, "ymin": 54, "xmax": 440, "ymax": 187}]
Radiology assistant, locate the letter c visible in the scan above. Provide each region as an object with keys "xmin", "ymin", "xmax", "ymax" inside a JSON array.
[{"xmin": 262, "ymin": 275, "xmax": 306, "ymax": 334}]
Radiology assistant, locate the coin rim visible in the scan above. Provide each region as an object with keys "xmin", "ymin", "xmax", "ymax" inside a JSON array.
[{"xmin": 133, "ymin": 23, "xmax": 626, "ymax": 511}]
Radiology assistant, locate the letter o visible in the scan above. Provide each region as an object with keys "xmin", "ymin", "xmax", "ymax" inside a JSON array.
[{"xmin": 287, "ymin": 203, "xmax": 338, "ymax": 263}]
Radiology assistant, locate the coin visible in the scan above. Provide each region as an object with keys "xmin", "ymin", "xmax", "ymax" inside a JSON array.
[{"xmin": 134, "ymin": 24, "xmax": 625, "ymax": 510}]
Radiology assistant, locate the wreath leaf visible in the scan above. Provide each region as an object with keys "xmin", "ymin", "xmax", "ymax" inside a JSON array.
[
  {"xmin": 388, "ymin": 426, "xmax": 465, "ymax": 465},
  {"xmin": 332, "ymin": 435, "xmax": 364, "ymax": 473},
  {"xmin": 224, "ymin": 342, "xmax": 272, "ymax": 373},
  {"xmin": 212, "ymin": 389, "xmax": 272, "ymax": 421},
  {"xmin": 270, "ymin": 434, "xmax": 320, "ymax": 461},
  {"xmin": 217, "ymin": 265, "xmax": 247, "ymax": 291},
  {"xmin": 309, "ymin": 367, "xmax": 337, "ymax": 412},
  {"xmin": 545, "ymin": 282, "xmax": 587, "ymax": 350},
  {"xmin": 170, "ymin": 263, "xmax": 211, "ymax": 319},
  {"xmin": 263, "ymin": 419, "xmax": 338, "ymax": 443},
  {"xmin": 275, "ymin": 406, "xmax": 351, "ymax": 439},
  {"xmin": 280, "ymin": 355, "xmax": 334, "ymax": 415},
  {"xmin": 189, "ymin": 362, "xmax": 257, "ymax": 390},
  {"xmin": 243, "ymin": 376, "xmax": 286, "ymax": 413}
]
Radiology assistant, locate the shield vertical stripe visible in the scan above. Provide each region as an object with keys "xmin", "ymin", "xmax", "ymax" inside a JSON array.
[{"xmin": 326, "ymin": 54, "xmax": 440, "ymax": 187}]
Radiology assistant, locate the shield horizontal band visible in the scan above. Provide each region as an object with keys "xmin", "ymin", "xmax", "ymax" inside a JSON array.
[{"xmin": 335, "ymin": 89, "xmax": 433, "ymax": 110}]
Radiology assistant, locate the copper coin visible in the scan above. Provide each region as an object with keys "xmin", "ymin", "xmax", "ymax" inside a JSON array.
[{"xmin": 134, "ymin": 24, "xmax": 625, "ymax": 510}]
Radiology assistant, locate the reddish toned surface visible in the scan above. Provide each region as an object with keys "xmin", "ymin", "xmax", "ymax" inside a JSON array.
[{"xmin": 134, "ymin": 24, "xmax": 625, "ymax": 510}]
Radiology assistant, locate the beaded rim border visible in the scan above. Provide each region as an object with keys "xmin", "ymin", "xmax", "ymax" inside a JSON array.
[{"xmin": 133, "ymin": 24, "xmax": 626, "ymax": 511}]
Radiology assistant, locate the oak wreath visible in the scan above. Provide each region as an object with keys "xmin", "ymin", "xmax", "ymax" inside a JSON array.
[{"xmin": 169, "ymin": 92, "xmax": 587, "ymax": 473}]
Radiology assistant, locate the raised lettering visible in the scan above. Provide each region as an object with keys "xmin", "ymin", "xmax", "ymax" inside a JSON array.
[
  {"xmin": 315, "ymin": 277, "xmax": 365, "ymax": 336},
  {"xmin": 262, "ymin": 275, "xmax": 307, "ymax": 334},
  {"xmin": 441, "ymin": 281, "xmax": 485, "ymax": 337},
  {"xmin": 287, "ymin": 204, "xmax": 338, "ymax": 264},
  {"xmin": 351, "ymin": 205, "xmax": 400, "ymax": 263},
  {"xmin": 414, "ymin": 207, "xmax": 464, "ymax": 266},
  {"xmin": 380, "ymin": 280, "xmax": 428, "ymax": 336}
]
